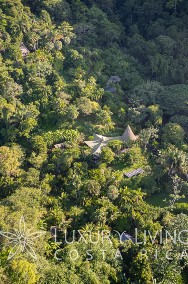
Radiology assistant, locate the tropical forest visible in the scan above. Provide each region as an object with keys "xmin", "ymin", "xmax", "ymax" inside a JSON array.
[{"xmin": 0, "ymin": 0, "xmax": 188, "ymax": 283}]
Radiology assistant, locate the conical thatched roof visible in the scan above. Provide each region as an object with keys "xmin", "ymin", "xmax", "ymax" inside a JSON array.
[{"xmin": 121, "ymin": 125, "xmax": 138, "ymax": 142}]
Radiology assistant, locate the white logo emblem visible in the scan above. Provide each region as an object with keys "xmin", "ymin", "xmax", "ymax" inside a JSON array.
[{"xmin": 0, "ymin": 216, "xmax": 45, "ymax": 260}]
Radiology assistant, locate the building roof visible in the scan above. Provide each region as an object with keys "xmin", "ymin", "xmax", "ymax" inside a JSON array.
[
  {"xmin": 85, "ymin": 134, "xmax": 121, "ymax": 155},
  {"xmin": 120, "ymin": 232, "xmax": 134, "ymax": 242},
  {"xmin": 84, "ymin": 125, "xmax": 138, "ymax": 155},
  {"xmin": 124, "ymin": 168, "xmax": 144, "ymax": 178},
  {"xmin": 20, "ymin": 43, "xmax": 29, "ymax": 57},
  {"xmin": 121, "ymin": 125, "xmax": 138, "ymax": 142},
  {"xmin": 107, "ymin": 76, "xmax": 121, "ymax": 86},
  {"xmin": 53, "ymin": 143, "xmax": 65, "ymax": 149}
]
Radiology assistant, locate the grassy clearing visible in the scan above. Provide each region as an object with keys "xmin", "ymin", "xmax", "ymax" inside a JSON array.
[
  {"xmin": 145, "ymin": 192, "xmax": 187, "ymax": 207},
  {"xmin": 145, "ymin": 192, "xmax": 170, "ymax": 207}
]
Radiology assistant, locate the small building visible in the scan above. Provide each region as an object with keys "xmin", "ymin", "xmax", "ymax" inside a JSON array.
[
  {"xmin": 20, "ymin": 43, "xmax": 29, "ymax": 57},
  {"xmin": 124, "ymin": 168, "xmax": 144, "ymax": 178},
  {"xmin": 53, "ymin": 143, "xmax": 65, "ymax": 150},
  {"xmin": 84, "ymin": 125, "xmax": 138, "ymax": 155},
  {"xmin": 120, "ymin": 232, "xmax": 134, "ymax": 242},
  {"xmin": 121, "ymin": 125, "xmax": 138, "ymax": 142},
  {"xmin": 107, "ymin": 76, "xmax": 121, "ymax": 86}
]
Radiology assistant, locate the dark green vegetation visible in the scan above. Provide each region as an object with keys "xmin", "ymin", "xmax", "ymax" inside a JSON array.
[{"xmin": 0, "ymin": 0, "xmax": 188, "ymax": 283}]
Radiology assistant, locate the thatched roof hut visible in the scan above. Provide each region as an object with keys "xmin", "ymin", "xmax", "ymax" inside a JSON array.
[
  {"xmin": 84, "ymin": 125, "xmax": 138, "ymax": 155},
  {"xmin": 121, "ymin": 125, "xmax": 138, "ymax": 142}
]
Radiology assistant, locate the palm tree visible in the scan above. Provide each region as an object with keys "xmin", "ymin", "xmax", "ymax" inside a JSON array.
[{"xmin": 159, "ymin": 146, "xmax": 188, "ymax": 176}]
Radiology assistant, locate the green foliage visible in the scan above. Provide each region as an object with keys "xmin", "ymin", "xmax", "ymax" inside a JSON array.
[
  {"xmin": 101, "ymin": 146, "xmax": 115, "ymax": 164},
  {"xmin": 139, "ymin": 127, "xmax": 158, "ymax": 151},
  {"xmin": 10, "ymin": 259, "xmax": 39, "ymax": 284},
  {"xmin": 162, "ymin": 122, "xmax": 185, "ymax": 147},
  {"xmin": 42, "ymin": 129, "xmax": 82, "ymax": 146},
  {"xmin": 0, "ymin": 0, "xmax": 188, "ymax": 283},
  {"xmin": 158, "ymin": 85, "xmax": 188, "ymax": 116},
  {"xmin": 0, "ymin": 145, "xmax": 23, "ymax": 177}
]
